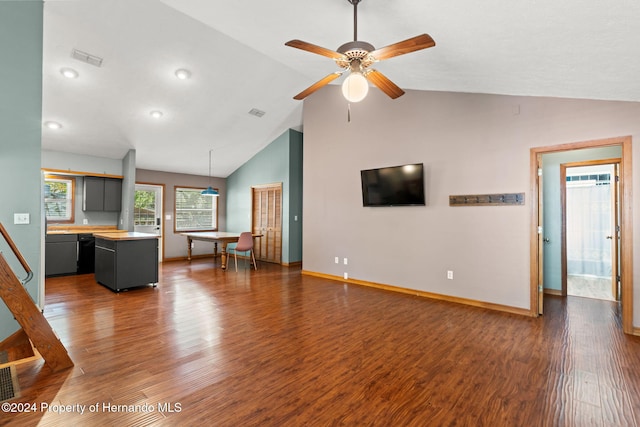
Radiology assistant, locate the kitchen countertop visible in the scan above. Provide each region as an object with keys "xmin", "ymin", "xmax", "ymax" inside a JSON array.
[
  {"xmin": 47, "ymin": 225, "xmax": 126, "ymax": 235},
  {"xmin": 93, "ymin": 232, "xmax": 159, "ymax": 241}
]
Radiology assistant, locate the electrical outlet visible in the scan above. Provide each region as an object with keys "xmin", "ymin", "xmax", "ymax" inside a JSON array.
[
  {"xmin": 343, "ymin": 258, "xmax": 348, "ymax": 265},
  {"xmin": 83, "ymin": 219, "xmax": 89, "ymax": 225},
  {"xmin": 447, "ymin": 270, "xmax": 454, "ymax": 280},
  {"xmin": 335, "ymin": 257, "xmax": 339, "ymax": 264},
  {"xmin": 344, "ymin": 272, "xmax": 348, "ymax": 280},
  {"xmin": 13, "ymin": 213, "xmax": 29, "ymax": 224}
]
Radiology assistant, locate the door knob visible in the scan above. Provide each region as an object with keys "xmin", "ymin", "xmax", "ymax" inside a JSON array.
[
  {"xmin": 606, "ymin": 236, "xmax": 613, "ymax": 239},
  {"xmin": 543, "ymin": 238, "xmax": 550, "ymax": 243}
]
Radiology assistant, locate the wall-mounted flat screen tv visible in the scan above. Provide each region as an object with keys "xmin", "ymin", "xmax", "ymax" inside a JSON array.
[{"xmin": 361, "ymin": 163, "xmax": 425, "ymax": 207}]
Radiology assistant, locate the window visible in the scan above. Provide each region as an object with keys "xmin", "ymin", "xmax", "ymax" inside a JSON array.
[
  {"xmin": 174, "ymin": 186, "xmax": 217, "ymax": 231},
  {"xmin": 44, "ymin": 175, "xmax": 74, "ymax": 223},
  {"xmin": 134, "ymin": 189, "xmax": 157, "ymax": 226}
]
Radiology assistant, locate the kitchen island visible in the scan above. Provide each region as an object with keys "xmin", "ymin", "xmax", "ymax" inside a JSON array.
[{"xmin": 94, "ymin": 232, "xmax": 159, "ymax": 292}]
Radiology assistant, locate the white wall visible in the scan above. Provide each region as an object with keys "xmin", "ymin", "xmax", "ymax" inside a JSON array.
[{"xmin": 302, "ymin": 86, "xmax": 640, "ymax": 323}]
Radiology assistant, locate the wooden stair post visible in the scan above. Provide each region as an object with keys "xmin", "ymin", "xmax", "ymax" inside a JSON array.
[{"xmin": 0, "ymin": 223, "xmax": 73, "ymax": 372}]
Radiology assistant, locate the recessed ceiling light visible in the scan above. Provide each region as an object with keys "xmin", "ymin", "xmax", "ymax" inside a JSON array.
[
  {"xmin": 44, "ymin": 121, "xmax": 62, "ymax": 130},
  {"xmin": 60, "ymin": 67, "xmax": 79, "ymax": 79},
  {"xmin": 175, "ymin": 69, "xmax": 191, "ymax": 80},
  {"xmin": 150, "ymin": 110, "xmax": 164, "ymax": 119}
]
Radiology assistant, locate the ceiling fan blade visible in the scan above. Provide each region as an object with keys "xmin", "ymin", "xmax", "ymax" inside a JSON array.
[
  {"xmin": 369, "ymin": 34, "xmax": 436, "ymax": 61},
  {"xmin": 293, "ymin": 72, "xmax": 343, "ymax": 100},
  {"xmin": 365, "ymin": 69, "xmax": 405, "ymax": 99},
  {"xmin": 285, "ymin": 40, "xmax": 346, "ymax": 60}
]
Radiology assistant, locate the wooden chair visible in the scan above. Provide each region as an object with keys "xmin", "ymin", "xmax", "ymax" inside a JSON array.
[{"xmin": 228, "ymin": 232, "xmax": 257, "ymax": 271}]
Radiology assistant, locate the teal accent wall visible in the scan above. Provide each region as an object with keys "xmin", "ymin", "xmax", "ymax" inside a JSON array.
[
  {"xmin": 0, "ymin": 1, "xmax": 43, "ymax": 339},
  {"xmin": 226, "ymin": 129, "xmax": 303, "ymax": 264},
  {"xmin": 542, "ymin": 146, "xmax": 622, "ymax": 291}
]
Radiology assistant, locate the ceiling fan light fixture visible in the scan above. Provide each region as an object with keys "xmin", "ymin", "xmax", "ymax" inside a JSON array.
[
  {"xmin": 285, "ymin": 0, "xmax": 435, "ymax": 101},
  {"xmin": 341, "ymin": 71, "xmax": 369, "ymax": 102}
]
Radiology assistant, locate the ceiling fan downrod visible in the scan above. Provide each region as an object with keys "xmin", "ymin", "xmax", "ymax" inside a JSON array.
[{"xmin": 348, "ymin": 0, "xmax": 361, "ymax": 41}]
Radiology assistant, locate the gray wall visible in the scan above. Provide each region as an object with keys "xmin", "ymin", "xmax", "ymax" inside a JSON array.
[
  {"xmin": 226, "ymin": 129, "xmax": 303, "ymax": 264},
  {"xmin": 135, "ymin": 168, "xmax": 226, "ymax": 259},
  {"xmin": 0, "ymin": 1, "xmax": 43, "ymax": 340},
  {"xmin": 302, "ymin": 86, "xmax": 640, "ymax": 326},
  {"xmin": 120, "ymin": 149, "xmax": 136, "ymax": 231},
  {"xmin": 288, "ymin": 130, "xmax": 303, "ymax": 263},
  {"xmin": 542, "ymin": 146, "xmax": 622, "ymax": 291},
  {"xmin": 42, "ymin": 150, "xmax": 123, "ymax": 175}
]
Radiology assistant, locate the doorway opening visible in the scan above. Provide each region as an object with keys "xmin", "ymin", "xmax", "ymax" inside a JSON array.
[
  {"xmin": 530, "ymin": 136, "xmax": 633, "ymax": 334},
  {"xmin": 562, "ymin": 161, "xmax": 619, "ymax": 301}
]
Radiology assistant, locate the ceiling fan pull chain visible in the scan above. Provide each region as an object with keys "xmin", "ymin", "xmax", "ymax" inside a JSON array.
[{"xmin": 347, "ymin": 102, "xmax": 351, "ymax": 123}]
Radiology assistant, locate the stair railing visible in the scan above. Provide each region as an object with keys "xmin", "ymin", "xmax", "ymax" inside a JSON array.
[{"xmin": 0, "ymin": 222, "xmax": 33, "ymax": 285}]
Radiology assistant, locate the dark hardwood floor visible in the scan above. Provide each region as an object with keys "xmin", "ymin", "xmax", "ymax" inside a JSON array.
[{"xmin": 4, "ymin": 259, "xmax": 640, "ymax": 426}]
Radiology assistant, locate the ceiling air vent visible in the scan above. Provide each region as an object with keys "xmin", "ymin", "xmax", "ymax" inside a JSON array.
[
  {"xmin": 71, "ymin": 49, "xmax": 103, "ymax": 67},
  {"xmin": 248, "ymin": 108, "xmax": 265, "ymax": 118}
]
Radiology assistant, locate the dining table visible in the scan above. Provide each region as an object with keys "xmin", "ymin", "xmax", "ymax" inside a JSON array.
[{"xmin": 181, "ymin": 231, "xmax": 261, "ymax": 270}]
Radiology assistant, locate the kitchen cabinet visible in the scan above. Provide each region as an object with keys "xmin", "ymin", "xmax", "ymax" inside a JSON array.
[
  {"xmin": 83, "ymin": 176, "xmax": 122, "ymax": 211},
  {"xmin": 45, "ymin": 234, "xmax": 77, "ymax": 276},
  {"xmin": 95, "ymin": 233, "xmax": 158, "ymax": 292}
]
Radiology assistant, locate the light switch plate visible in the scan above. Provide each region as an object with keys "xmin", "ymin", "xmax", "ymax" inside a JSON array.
[{"xmin": 14, "ymin": 213, "xmax": 30, "ymax": 224}]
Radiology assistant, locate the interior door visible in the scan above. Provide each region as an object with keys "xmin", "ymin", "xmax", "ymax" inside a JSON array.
[
  {"xmin": 612, "ymin": 163, "xmax": 621, "ymax": 300},
  {"xmin": 134, "ymin": 184, "xmax": 163, "ymax": 262},
  {"xmin": 537, "ymin": 154, "xmax": 544, "ymax": 315},
  {"xmin": 252, "ymin": 183, "xmax": 282, "ymax": 264}
]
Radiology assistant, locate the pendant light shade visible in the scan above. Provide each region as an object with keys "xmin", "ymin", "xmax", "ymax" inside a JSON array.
[
  {"xmin": 341, "ymin": 71, "xmax": 369, "ymax": 103},
  {"xmin": 201, "ymin": 186, "xmax": 219, "ymax": 196},
  {"xmin": 201, "ymin": 149, "xmax": 219, "ymax": 197}
]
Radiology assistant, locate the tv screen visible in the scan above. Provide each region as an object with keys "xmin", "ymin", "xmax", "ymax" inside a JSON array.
[{"xmin": 361, "ymin": 163, "xmax": 425, "ymax": 207}]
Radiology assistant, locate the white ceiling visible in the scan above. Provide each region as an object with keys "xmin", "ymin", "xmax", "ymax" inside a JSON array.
[{"xmin": 41, "ymin": 0, "xmax": 640, "ymax": 177}]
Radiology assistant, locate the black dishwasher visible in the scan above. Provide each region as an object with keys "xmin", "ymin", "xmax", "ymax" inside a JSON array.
[{"xmin": 77, "ymin": 234, "xmax": 96, "ymax": 274}]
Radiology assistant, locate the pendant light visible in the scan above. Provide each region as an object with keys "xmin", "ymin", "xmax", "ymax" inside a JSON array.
[{"xmin": 201, "ymin": 149, "xmax": 219, "ymax": 196}]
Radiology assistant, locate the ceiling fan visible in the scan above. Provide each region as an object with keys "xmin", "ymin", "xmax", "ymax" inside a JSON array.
[{"xmin": 285, "ymin": 0, "xmax": 435, "ymax": 102}]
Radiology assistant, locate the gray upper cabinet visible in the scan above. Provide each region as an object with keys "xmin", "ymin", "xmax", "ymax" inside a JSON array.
[{"xmin": 83, "ymin": 176, "xmax": 122, "ymax": 211}]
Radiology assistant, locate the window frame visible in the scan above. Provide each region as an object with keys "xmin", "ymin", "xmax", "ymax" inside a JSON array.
[
  {"xmin": 174, "ymin": 186, "xmax": 218, "ymax": 233},
  {"xmin": 44, "ymin": 175, "xmax": 75, "ymax": 224}
]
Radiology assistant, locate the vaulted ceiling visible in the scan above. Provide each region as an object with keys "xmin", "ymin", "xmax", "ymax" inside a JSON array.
[{"xmin": 41, "ymin": 0, "xmax": 640, "ymax": 177}]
